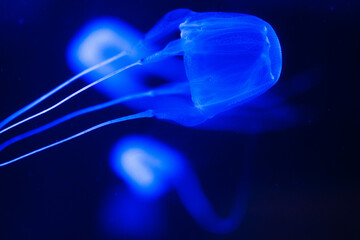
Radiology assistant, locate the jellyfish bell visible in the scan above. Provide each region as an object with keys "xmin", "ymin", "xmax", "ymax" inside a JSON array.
[
  {"xmin": 0, "ymin": 9, "xmax": 282, "ymax": 167},
  {"xmin": 143, "ymin": 9, "xmax": 282, "ymax": 124},
  {"xmin": 182, "ymin": 13, "xmax": 282, "ymax": 113}
]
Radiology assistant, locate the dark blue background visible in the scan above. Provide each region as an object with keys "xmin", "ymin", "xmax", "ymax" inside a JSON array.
[{"xmin": 0, "ymin": 0, "xmax": 358, "ymax": 239}]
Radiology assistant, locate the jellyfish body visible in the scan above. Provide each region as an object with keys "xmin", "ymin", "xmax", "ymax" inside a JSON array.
[
  {"xmin": 69, "ymin": 15, "xmax": 297, "ymax": 134},
  {"xmin": 144, "ymin": 9, "xmax": 282, "ymax": 123},
  {"xmin": 0, "ymin": 9, "xmax": 282, "ymax": 166},
  {"xmin": 110, "ymin": 135, "xmax": 250, "ymax": 234}
]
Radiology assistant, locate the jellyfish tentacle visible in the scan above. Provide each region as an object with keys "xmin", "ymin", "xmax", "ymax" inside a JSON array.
[
  {"xmin": 0, "ymin": 60, "xmax": 142, "ymax": 135},
  {"xmin": 0, "ymin": 110, "xmax": 153, "ymax": 167},
  {"xmin": 144, "ymin": 9, "xmax": 193, "ymax": 46},
  {"xmin": 141, "ymin": 39, "xmax": 184, "ymax": 65},
  {"xmin": 0, "ymin": 51, "xmax": 128, "ymax": 131},
  {"xmin": 0, "ymin": 82, "xmax": 189, "ymax": 154}
]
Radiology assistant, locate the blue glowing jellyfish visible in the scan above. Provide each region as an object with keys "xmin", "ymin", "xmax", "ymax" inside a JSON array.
[
  {"xmin": 0, "ymin": 9, "xmax": 282, "ymax": 167},
  {"xmin": 68, "ymin": 16, "xmax": 304, "ymax": 134},
  {"xmin": 109, "ymin": 135, "xmax": 250, "ymax": 234}
]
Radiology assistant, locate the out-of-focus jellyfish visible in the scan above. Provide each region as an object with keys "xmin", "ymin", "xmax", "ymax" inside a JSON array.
[
  {"xmin": 66, "ymin": 17, "xmax": 186, "ymax": 104},
  {"xmin": 0, "ymin": 9, "xmax": 282, "ymax": 167},
  {"xmin": 108, "ymin": 135, "xmax": 251, "ymax": 234}
]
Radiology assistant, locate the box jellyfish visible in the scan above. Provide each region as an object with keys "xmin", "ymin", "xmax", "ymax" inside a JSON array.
[
  {"xmin": 109, "ymin": 135, "xmax": 251, "ymax": 234},
  {"xmin": 68, "ymin": 17, "xmax": 305, "ymax": 134},
  {"xmin": 0, "ymin": 9, "xmax": 282, "ymax": 167}
]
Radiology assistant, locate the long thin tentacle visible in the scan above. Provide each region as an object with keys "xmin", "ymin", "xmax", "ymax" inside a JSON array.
[
  {"xmin": 0, "ymin": 51, "xmax": 127, "ymax": 130},
  {"xmin": 0, "ymin": 83, "xmax": 188, "ymax": 153},
  {"xmin": 0, "ymin": 92, "xmax": 151, "ymax": 153},
  {"xmin": 0, "ymin": 60, "xmax": 141, "ymax": 135},
  {"xmin": 0, "ymin": 110, "xmax": 154, "ymax": 167}
]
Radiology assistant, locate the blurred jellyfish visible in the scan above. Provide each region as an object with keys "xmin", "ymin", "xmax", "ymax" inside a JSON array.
[
  {"xmin": 66, "ymin": 17, "xmax": 186, "ymax": 102},
  {"xmin": 108, "ymin": 135, "xmax": 251, "ymax": 234}
]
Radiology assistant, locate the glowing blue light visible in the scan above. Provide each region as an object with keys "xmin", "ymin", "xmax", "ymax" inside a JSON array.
[
  {"xmin": 66, "ymin": 17, "xmax": 185, "ymax": 101},
  {"xmin": 110, "ymin": 135, "xmax": 250, "ymax": 234},
  {"xmin": 110, "ymin": 135, "xmax": 183, "ymax": 198},
  {"xmin": 66, "ymin": 17, "xmax": 147, "ymax": 98}
]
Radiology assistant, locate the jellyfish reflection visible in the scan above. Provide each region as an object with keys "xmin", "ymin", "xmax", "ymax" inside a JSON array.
[
  {"xmin": 109, "ymin": 135, "xmax": 251, "ymax": 234},
  {"xmin": 0, "ymin": 9, "xmax": 282, "ymax": 167}
]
